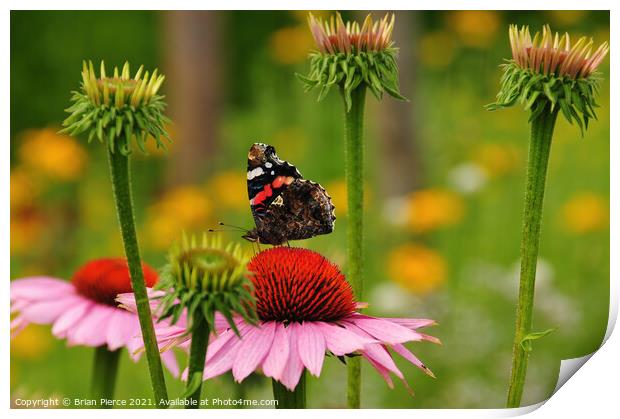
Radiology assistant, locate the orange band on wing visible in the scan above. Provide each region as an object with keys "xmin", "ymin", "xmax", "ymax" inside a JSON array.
[{"xmin": 251, "ymin": 184, "xmax": 273, "ymax": 206}]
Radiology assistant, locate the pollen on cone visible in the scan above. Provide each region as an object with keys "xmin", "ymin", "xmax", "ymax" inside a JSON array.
[{"xmin": 247, "ymin": 247, "xmax": 356, "ymax": 322}]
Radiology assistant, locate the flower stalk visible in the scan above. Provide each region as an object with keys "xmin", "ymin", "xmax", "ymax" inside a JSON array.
[
  {"xmin": 343, "ymin": 85, "xmax": 366, "ymax": 409},
  {"xmin": 300, "ymin": 12, "xmax": 407, "ymax": 409},
  {"xmin": 91, "ymin": 346, "xmax": 121, "ymax": 407},
  {"xmin": 506, "ymin": 106, "xmax": 558, "ymax": 407},
  {"xmin": 272, "ymin": 372, "xmax": 306, "ymax": 409},
  {"xmin": 487, "ymin": 25, "xmax": 608, "ymax": 407},
  {"xmin": 62, "ymin": 61, "xmax": 173, "ymax": 406},
  {"xmin": 185, "ymin": 311, "xmax": 210, "ymax": 408},
  {"xmin": 108, "ymin": 147, "xmax": 169, "ymax": 405}
]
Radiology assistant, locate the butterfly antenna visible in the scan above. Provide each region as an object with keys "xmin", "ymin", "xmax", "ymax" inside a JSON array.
[{"xmin": 218, "ymin": 222, "xmax": 250, "ymax": 233}]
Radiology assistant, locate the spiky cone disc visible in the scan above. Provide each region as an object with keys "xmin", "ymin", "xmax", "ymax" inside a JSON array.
[
  {"xmin": 60, "ymin": 60, "xmax": 171, "ymax": 155},
  {"xmin": 298, "ymin": 12, "xmax": 406, "ymax": 110},
  {"xmin": 156, "ymin": 233, "xmax": 257, "ymax": 335},
  {"xmin": 487, "ymin": 25, "xmax": 609, "ymax": 134}
]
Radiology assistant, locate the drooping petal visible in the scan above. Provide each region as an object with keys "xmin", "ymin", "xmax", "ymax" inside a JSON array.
[
  {"xmin": 317, "ymin": 321, "xmax": 376, "ymax": 356},
  {"xmin": 161, "ymin": 350, "xmax": 180, "ymax": 378},
  {"xmin": 383, "ymin": 317, "xmax": 437, "ymax": 330},
  {"xmin": 203, "ymin": 332, "xmax": 245, "ymax": 380},
  {"xmin": 19, "ymin": 295, "xmax": 81, "ymax": 325},
  {"xmin": 344, "ymin": 316, "xmax": 424, "ymax": 344},
  {"xmin": 106, "ymin": 309, "xmax": 139, "ymax": 351},
  {"xmin": 66, "ymin": 304, "xmax": 114, "ymax": 347},
  {"xmin": 361, "ymin": 343, "xmax": 404, "ymax": 379},
  {"xmin": 232, "ymin": 322, "xmax": 276, "ymax": 382},
  {"xmin": 296, "ymin": 322, "xmax": 326, "ymax": 377},
  {"xmin": 11, "ymin": 277, "xmax": 75, "ymax": 301},
  {"xmin": 279, "ymin": 322, "xmax": 305, "ymax": 391},
  {"xmin": 392, "ymin": 343, "xmax": 436, "ymax": 378},
  {"xmin": 261, "ymin": 323, "xmax": 290, "ymax": 381},
  {"xmin": 365, "ymin": 354, "xmax": 394, "ymax": 388},
  {"xmin": 51, "ymin": 298, "xmax": 93, "ymax": 338}
]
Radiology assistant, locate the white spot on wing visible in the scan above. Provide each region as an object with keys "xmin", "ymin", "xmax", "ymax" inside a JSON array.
[
  {"xmin": 265, "ymin": 162, "xmax": 273, "ymax": 168},
  {"xmin": 247, "ymin": 167, "xmax": 264, "ymax": 180}
]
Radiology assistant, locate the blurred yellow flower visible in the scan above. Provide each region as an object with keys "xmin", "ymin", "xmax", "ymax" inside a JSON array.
[
  {"xmin": 420, "ymin": 31, "xmax": 456, "ymax": 69},
  {"xmin": 145, "ymin": 186, "xmax": 212, "ymax": 250},
  {"xmin": 18, "ymin": 128, "xmax": 87, "ymax": 181},
  {"xmin": 561, "ymin": 193, "xmax": 609, "ymax": 234},
  {"xmin": 388, "ymin": 244, "xmax": 446, "ymax": 294},
  {"xmin": 206, "ymin": 171, "xmax": 247, "ymax": 210},
  {"xmin": 473, "ymin": 143, "xmax": 521, "ymax": 177},
  {"xmin": 10, "ymin": 168, "xmax": 39, "ymax": 211},
  {"xmin": 448, "ymin": 11, "xmax": 500, "ymax": 48},
  {"xmin": 270, "ymin": 25, "xmax": 315, "ymax": 65},
  {"xmin": 405, "ymin": 188, "xmax": 465, "ymax": 233},
  {"xmin": 325, "ymin": 179, "xmax": 371, "ymax": 216},
  {"xmin": 11, "ymin": 324, "xmax": 53, "ymax": 360}
]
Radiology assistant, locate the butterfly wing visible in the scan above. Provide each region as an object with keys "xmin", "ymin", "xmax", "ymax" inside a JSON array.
[{"xmin": 247, "ymin": 143, "xmax": 302, "ymax": 216}]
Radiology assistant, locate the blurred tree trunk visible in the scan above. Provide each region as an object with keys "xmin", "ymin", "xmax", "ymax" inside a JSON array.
[
  {"xmin": 163, "ymin": 11, "xmax": 223, "ymax": 185},
  {"xmin": 376, "ymin": 11, "xmax": 423, "ymax": 196}
]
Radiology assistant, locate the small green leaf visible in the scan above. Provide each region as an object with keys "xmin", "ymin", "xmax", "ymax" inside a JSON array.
[
  {"xmin": 520, "ymin": 328, "xmax": 556, "ymax": 352},
  {"xmin": 181, "ymin": 372, "xmax": 203, "ymax": 398}
]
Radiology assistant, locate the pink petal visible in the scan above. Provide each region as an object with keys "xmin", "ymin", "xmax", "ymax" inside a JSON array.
[
  {"xmin": 296, "ymin": 322, "xmax": 325, "ymax": 377},
  {"xmin": 361, "ymin": 343, "xmax": 403, "ymax": 379},
  {"xmin": 232, "ymin": 322, "xmax": 276, "ymax": 382},
  {"xmin": 392, "ymin": 343, "xmax": 436, "ymax": 378},
  {"xmin": 66, "ymin": 304, "xmax": 114, "ymax": 347},
  {"xmin": 115, "ymin": 288, "xmax": 165, "ymax": 315},
  {"xmin": 279, "ymin": 322, "xmax": 305, "ymax": 391},
  {"xmin": 106, "ymin": 309, "xmax": 138, "ymax": 351},
  {"xmin": 203, "ymin": 336, "xmax": 243, "ymax": 380},
  {"xmin": 11, "ymin": 277, "xmax": 74, "ymax": 301},
  {"xmin": 52, "ymin": 299, "xmax": 93, "ymax": 338},
  {"xmin": 365, "ymin": 355, "xmax": 394, "ymax": 388},
  {"xmin": 205, "ymin": 328, "xmax": 237, "ymax": 362},
  {"xmin": 379, "ymin": 317, "xmax": 437, "ymax": 330},
  {"xmin": 202, "ymin": 323, "xmax": 251, "ymax": 380},
  {"xmin": 345, "ymin": 316, "xmax": 424, "ymax": 344},
  {"xmin": 19, "ymin": 296, "xmax": 80, "ymax": 324},
  {"xmin": 318, "ymin": 321, "xmax": 376, "ymax": 356},
  {"xmin": 261, "ymin": 323, "xmax": 289, "ymax": 380},
  {"xmin": 161, "ymin": 350, "xmax": 180, "ymax": 378},
  {"xmin": 10, "ymin": 316, "xmax": 28, "ymax": 337}
]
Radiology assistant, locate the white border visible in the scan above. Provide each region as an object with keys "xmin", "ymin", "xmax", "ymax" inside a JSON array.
[{"xmin": 3, "ymin": 1, "xmax": 617, "ymax": 417}]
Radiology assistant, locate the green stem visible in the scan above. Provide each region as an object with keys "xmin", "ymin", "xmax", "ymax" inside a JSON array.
[
  {"xmin": 272, "ymin": 371, "xmax": 306, "ymax": 409},
  {"xmin": 185, "ymin": 311, "xmax": 210, "ymax": 409},
  {"xmin": 91, "ymin": 346, "xmax": 121, "ymax": 407},
  {"xmin": 506, "ymin": 106, "xmax": 559, "ymax": 408},
  {"xmin": 343, "ymin": 85, "xmax": 366, "ymax": 409},
  {"xmin": 107, "ymin": 147, "xmax": 168, "ymax": 407}
]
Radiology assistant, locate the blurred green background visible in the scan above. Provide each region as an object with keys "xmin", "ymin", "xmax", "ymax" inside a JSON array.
[{"xmin": 10, "ymin": 10, "xmax": 610, "ymax": 408}]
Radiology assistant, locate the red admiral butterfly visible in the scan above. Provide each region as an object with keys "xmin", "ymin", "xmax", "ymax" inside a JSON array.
[{"xmin": 242, "ymin": 143, "xmax": 336, "ymax": 245}]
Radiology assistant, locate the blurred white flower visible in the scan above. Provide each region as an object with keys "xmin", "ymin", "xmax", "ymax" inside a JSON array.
[
  {"xmin": 447, "ymin": 162, "xmax": 488, "ymax": 194},
  {"xmin": 370, "ymin": 281, "xmax": 415, "ymax": 314},
  {"xmin": 382, "ymin": 196, "xmax": 409, "ymax": 227}
]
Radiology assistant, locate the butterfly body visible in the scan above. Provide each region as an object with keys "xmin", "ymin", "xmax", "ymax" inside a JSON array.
[{"xmin": 244, "ymin": 143, "xmax": 335, "ymax": 245}]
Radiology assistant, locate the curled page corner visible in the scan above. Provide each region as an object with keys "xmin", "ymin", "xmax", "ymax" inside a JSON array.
[
  {"xmin": 550, "ymin": 293, "xmax": 618, "ymax": 398},
  {"xmin": 554, "ymin": 353, "xmax": 595, "ymax": 393}
]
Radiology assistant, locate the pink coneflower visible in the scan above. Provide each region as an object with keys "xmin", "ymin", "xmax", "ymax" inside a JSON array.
[
  {"xmin": 509, "ymin": 24, "xmax": 609, "ymax": 79},
  {"xmin": 10, "ymin": 258, "xmax": 179, "ymax": 376},
  {"xmin": 132, "ymin": 247, "xmax": 439, "ymax": 392},
  {"xmin": 309, "ymin": 12, "xmax": 395, "ymax": 54}
]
